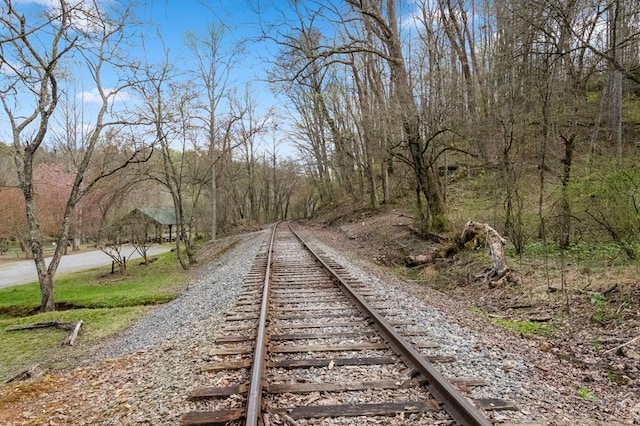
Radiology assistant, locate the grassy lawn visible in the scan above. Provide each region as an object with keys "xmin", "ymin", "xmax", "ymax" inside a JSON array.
[{"xmin": 0, "ymin": 251, "xmax": 185, "ymax": 380}]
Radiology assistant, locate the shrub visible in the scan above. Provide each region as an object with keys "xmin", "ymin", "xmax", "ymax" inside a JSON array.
[{"xmin": 571, "ymin": 163, "xmax": 640, "ymax": 260}]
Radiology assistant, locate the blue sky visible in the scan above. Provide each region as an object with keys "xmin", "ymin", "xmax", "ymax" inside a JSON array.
[
  {"xmin": 5, "ymin": 0, "xmax": 425, "ymax": 157},
  {"xmin": 138, "ymin": 0, "xmax": 293, "ymax": 154},
  {"xmin": 2, "ymin": 0, "xmax": 293, "ymax": 155},
  {"xmin": 141, "ymin": 1, "xmax": 267, "ymax": 72},
  {"xmin": 3, "ymin": 0, "xmax": 427, "ymax": 158},
  {"xmin": 140, "ymin": 2, "xmax": 275, "ymax": 99}
]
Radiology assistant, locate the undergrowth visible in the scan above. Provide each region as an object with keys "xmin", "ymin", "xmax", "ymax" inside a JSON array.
[{"xmin": 490, "ymin": 317, "xmax": 556, "ymax": 337}]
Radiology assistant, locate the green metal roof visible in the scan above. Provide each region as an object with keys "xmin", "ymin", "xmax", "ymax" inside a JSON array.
[{"xmin": 137, "ymin": 207, "xmax": 177, "ymax": 225}]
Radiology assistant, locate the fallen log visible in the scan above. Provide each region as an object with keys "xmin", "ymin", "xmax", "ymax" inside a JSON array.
[
  {"xmin": 3, "ymin": 364, "xmax": 43, "ymax": 384},
  {"xmin": 404, "ymin": 253, "xmax": 436, "ymax": 267},
  {"xmin": 7, "ymin": 319, "xmax": 84, "ymax": 346},
  {"xmin": 63, "ymin": 320, "xmax": 83, "ymax": 346},
  {"xmin": 404, "ymin": 220, "xmax": 511, "ymax": 283},
  {"xmin": 509, "ymin": 303, "xmax": 533, "ymax": 310},
  {"xmin": 6, "ymin": 320, "xmax": 76, "ymax": 332},
  {"xmin": 604, "ymin": 334, "xmax": 640, "ymax": 354},
  {"xmin": 529, "ymin": 314, "xmax": 552, "ymax": 322}
]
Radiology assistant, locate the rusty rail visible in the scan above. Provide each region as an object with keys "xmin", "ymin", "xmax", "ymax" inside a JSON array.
[
  {"xmin": 182, "ymin": 222, "xmax": 497, "ymax": 426},
  {"xmin": 289, "ymin": 223, "xmax": 493, "ymax": 426},
  {"xmin": 244, "ymin": 222, "xmax": 277, "ymax": 425}
]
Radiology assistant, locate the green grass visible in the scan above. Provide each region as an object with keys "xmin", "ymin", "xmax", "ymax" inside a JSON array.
[
  {"xmin": 508, "ymin": 240, "xmax": 628, "ymax": 262},
  {"xmin": 577, "ymin": 385, "xmax": 598, "ymax": 401},
  {"xmin": 590, "ymin": 294, "xmax": 621, "ymax": 325},
  {"xmin": 0, "ymin": 251, "xmax": 183, "ymax": 317},
  {"xmin": 491, "ymin": 317, "xmax": 556, "ymax": 337},
  {"xmin": 470, "ymin": 306, "xmax": 556, "ymax": 337},
  {"xmin": 394, "ymin": 265, "xmax": 424, "ymax": 281},
  {"xmin": 0, "ymin": 250, "xmax": 185, "ymax": 379},
  {"xmin": 0, "ymin": 306, "xmax": 154, "ymax": 378},
  {"xmin": 606, "ymin": 369, "xmax": 629, "ymax": 385}
]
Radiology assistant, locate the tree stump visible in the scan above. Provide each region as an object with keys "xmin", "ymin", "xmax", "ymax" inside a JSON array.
[{"xmin": 462, "ymin": 221, "xmax": 508, "ymax": 280}]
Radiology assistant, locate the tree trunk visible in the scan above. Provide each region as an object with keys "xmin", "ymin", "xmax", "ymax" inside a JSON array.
[
  {"xmin": 21, "ymin": 157, "xmax": 55, "ymax": 311},
  {"xmin": 367, "ymin": 155, "xmax": 379, "ymax": 209},
  {"xmin": 72, "ymin": 234, "xmax": 81, "ymax": 251},
  {"xmin": 374, "ymin": 0, "xmax": 447, "ymax": 229},
  {"xmin": 72, "ymin": 206, "xmax": 82, "ymax": 251},
  {"xmin": 351, "ymin": 57, "xmax": 380, "ymax": 210},
  {"xmin": 211, "ymin": 161, "xmax": 217, "ymax": 240},
  {"xmin": 381, "ymin": 157, "xmax": 390, "ymax": 204},
  {"xmin": 559, "ymin": 133, "xmax": 575, "ymax": 248},
  {"xmin": 610, "ymin": 0, "xmax": 625, "ymax": 165},
  {"xmin": 612, "ymin": 69, "xmax": 623, "ymax": 165}
]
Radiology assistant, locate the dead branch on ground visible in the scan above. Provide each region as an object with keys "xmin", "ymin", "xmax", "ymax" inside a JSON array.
[
  {"xmin": 62, "ymin": 320, "xmax": 83, "ymax": 346},
  {"xmin": 604, "ymin": 334, "xmax": 640, "ymax": 354},
  {"xmin": 405, "ymin": 220, "xmax": 513, "ymax": 284},
  {"xmin": 6, "ymin": 320, "xmax": 77, "ymax": 331},
  {"xmin": 7, "ymin": 319, "xmax": 84, "ymax": 346},
  {"xmin": 3, "ymin": 364, "xmax": 43, "ymax": 384}
]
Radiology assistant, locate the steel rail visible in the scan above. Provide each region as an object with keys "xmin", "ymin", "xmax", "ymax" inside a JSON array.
[
  {"xmin": 244, "ymin": 222, "xmax": 278, "ymax": 426},
  {"xmin": 288, "ymin": 223, "xmax": 493, "ymax": 426}
]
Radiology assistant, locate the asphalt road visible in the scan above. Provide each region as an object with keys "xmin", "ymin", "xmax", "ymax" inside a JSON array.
[{"xmin": 0, "ymin": 245, "xmax": 172, "ymax": 288}]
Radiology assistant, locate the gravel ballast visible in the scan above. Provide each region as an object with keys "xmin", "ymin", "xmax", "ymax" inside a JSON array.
[
  {"xmin": 0, "ymin": 224, "xmax": 636, "ymax": 425},
  {"xmin": 297, "ymin": 225, "xmax": 637, "ymax": 425},
  {"xmin": 96, "ymin": 230, "xmax": 269, "ymax": 360}
]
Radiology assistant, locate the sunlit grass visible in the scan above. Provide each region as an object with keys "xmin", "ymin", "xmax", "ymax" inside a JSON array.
[
  {"xmin": 0, "ymin": 251, "xmax": 184, "ymax": 317},
  {"xmin": 0, "ymin": 250, "xmax": 185, "ymax": 380},
  {"xmin": 491, "ymin": 317, "xmax": 556, "ymax": 337},
  {"xmin": 0, "ymin": 306, "xmax": 154, "ymax": 378}
]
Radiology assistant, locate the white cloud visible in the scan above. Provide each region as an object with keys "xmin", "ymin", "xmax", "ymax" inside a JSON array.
[
  {"xmin": 0, "ymin": 60, "xmax": 21, "ymax": 76},
  {"xmin": 12, "ymin": 0, "xmax": 59, "ymax": 7},
  {"xmin": 401, "ymin": 12, "xmax": 422, "ymax": 30},
  {"xmin": 77, "ymin": 88, "xmax": 132, "ymax": 104},
  {"xmin": 13, "ymin": 0, "xmax": 107, "ymax": 35},
  {"xmin": 400, "ymin": 0, "xmax": 439, "ymax": 31},
  {"xmin": 12, "ymin": 0, "xmax": 106, "ymax": 9}
]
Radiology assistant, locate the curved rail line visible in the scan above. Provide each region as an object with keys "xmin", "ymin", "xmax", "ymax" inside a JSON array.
[{"xmin": 181, "ymin": 222, "xmax": 500, "ymax": 425}]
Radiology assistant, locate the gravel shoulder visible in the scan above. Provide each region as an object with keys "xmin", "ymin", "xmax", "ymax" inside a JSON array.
[
  {"xmin": 296, "ymin": 223, "xmax": 638, "ymax": 425},
  {"xmin": 0, "ymin": 224, "xmax": 635, "ymax": 425}
]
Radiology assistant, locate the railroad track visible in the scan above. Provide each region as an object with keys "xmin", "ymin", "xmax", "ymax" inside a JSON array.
[{"xmin": 181, "ymin": 223, "xmax": 513, "ymax": 425}]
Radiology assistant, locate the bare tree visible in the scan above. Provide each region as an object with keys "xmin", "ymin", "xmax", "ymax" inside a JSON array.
[
  {"xmin": 233, "ymin": 88, "xmax": 275, "ymax": 223},
  {"xmin": 0, "ymin": 0, "xmax": 151, "ymax": 311},
  {"xmin": 350, "ymin": 0, "xmax": 447, "ymax": 229},
  {"xmin": 185, "ymin": 22, "xmax": 240, "ymax": 240},
  {"xmin": 94, "ymin": 222, "xmax": 130, "ymax": 275},
  {"xmin": 605, "ymin": 0, "xmax": 640, "ymax": 164},
  {"xmin": 271, "ymin": 46, "xmax": 336, "ymax": 201},
  {"xmin": 139, "ymin": 53, "xmax": 222, "ymax": 268},
  {"xmin": 266, "ymin": 0, "xmax": 447, "ymax": 231}
]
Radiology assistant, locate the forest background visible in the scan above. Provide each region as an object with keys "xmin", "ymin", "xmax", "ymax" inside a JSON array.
[{"xmin": 1, "ymin": 0, "xmax": 640, "ymax": 313}]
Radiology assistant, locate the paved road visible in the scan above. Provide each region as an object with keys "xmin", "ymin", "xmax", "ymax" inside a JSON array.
[{"xmin": 0, "ymin": 245, "xmax": 172, "ymax": 288}]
